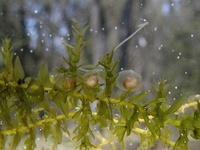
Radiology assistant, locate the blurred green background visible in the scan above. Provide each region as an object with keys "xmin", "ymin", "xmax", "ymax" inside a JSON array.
[{"xmin": 0, "ymin": 0, "xmax": 200, "ymax": 100}]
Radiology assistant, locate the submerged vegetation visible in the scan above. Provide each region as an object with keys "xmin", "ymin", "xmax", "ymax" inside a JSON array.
[{"xmin": 0, "ymin": 19, "xmax": 200, "ymax": 150}]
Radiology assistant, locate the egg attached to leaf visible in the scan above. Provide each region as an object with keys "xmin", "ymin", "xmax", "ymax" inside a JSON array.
[{"xmin": 116, "ymin": 70, "xmax": 142, "ymax": 91}]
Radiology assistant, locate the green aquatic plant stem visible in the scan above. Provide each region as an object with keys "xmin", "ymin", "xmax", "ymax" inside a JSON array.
[{"xmin": 0, "ymin": 79, "xmax": 198, "ymax": 112}]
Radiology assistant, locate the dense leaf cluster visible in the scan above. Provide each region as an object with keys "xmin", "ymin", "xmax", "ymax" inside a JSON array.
[{"xmin": 0, "ymin": 20, "xmax": 199, "ymax": 150}]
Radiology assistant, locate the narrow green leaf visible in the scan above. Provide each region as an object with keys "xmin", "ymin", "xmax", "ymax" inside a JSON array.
[
  {"xmin": 13, "ymin": 56, "xmax": 24, "ymax": 81},
  {"xmin": 10, "ymin": 132, "xmax": 21, "ymax": 149},
  {"xmin": 142, "ymin": 110, "xmax": 157, "ymax": 136},
  {"xmin": 37, "ymin": 63, "xmax": 50, "ymax": 86},
  {"xmin": 165, "ymin": 98, "xmax": 186, "ymax": 115},
  {"xmin": 126, "ymin": 106, "xmax": 139, "ymax": 136},
  {"xmin": 1, "ymin": 38, "xmax": 13, "ymax": 69},
  {"xmin": 114, "ymin": 126, "xmax": 126, "ymax": 142},
  {"xmin": 24, "ymin": 129, "xmax": 36, "ymax": 150},
  {"xmin": 55, "ymin": 123, "xmax": 62, "ymax": 144},
  {"xmin": 142, "ymin": 98, "xmax": 166, "ymax": 107},
  {"xmin": 128, "ymin": 91, "xmax": 149, "ymax": 104},
  {"xmin": 44, "ymin": 124, "xmax": 52, "ymax": 141},
  {"xmin": 53, "ymin": 92, "xmax": 69, "ymax": 117}
]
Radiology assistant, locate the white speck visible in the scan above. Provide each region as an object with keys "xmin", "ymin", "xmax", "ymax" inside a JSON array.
[
  {"xmin": 27, "ymin": 33, "xmax": 30, "ymax": 36},
  {"xmin": 102, "ymin": 28, "xmax": 105, "ymax": 31},
  {"xmin": 185, "ymin": 72, "xmax": 188, "ymax": 75},
  {"xmin": 122, "ymin": 22, "xmax": 124, "ymax": 25},
  {"xmin": 171, "ymin": 49, "xmax": 174, "ymax": 52},
  {"xmin": 60, "ymin": 37, "xmax": 64, "ymax": 40},
  {"xmin": 40, "ymin": 25, "xmax": 43, "ymax": 28},
  {"xmin": 168, "ymin": 91, "xmax": 171, "ymax": 95},
  {"xmin": 173, "ymin": 97, "xmax": 176, "ymax": 101},
  {"xmin": 14, "ymin": 52, "xmax": 17, "ymax": 55},
  {"xmin": 67, "ymin": 37, "xmax": 70, "ymax": 41},
  {"xmin": 120, "ymin": 68, "xmax": 124, "ymax": 71},
  {"xmin": 171, "ymin": 3, "xmax": 174, "ymax": 6},
  {"xmin": 41, "ymin": 39, "xmax": 44, "ymax": 43},
  {"xmin": 175, "ymin": 86, "xmax": 178, "ymax": 89},
  {"xmin": 130, "ymin": 142, "xmax": 133, "ymax": 146},
  {"xmin": 158, "ymin": 44, "xmax": 163, "ymax": 50},
  {"xmin": 114, "ymin": 26, "xmax": 118, "ymax": 30},
  {"xmin": 49, "ymin": 34, "xmax": 52, "ymax": 37},
  {"xmin": 177, "ymin": 56, "xmax": 180, "ymax": 59},
  {"xmin": 42, "ymin": 33, "xmax": 45, "ymax": 36},
  {"xmin": 191, "ymin": 34, "xmax": 194, "ymax": 37},
  {"xmin": 90, "ymin": 28, "xmax": 93, "ymax": 32},
  {"xmin": 67, "ymin": 34, "xmax": 70, "ymax": 37},
  {"xmin": 45, "ymin": 48, "xmax": 49, "ymax": 51},
  {"xmin": 34, "ymin": 10, "xmax": 38, "ymax": 14},
  {"xmin": 95, "ymin": 30, "xmax": 98, "ymax": 33},
  {"xmin": 30, "ymin": 50, "xmax": 33, "ymax": 53},
  {"xmin": 135, "ymin": 45, "xmax": 138, "ymax": 48},
  {"xmin": 154, "ymin": 27, "xmax": 157, "ymax": 31},
  {"xmin": 20, "ymin": 48, "xmax": 24, "ymax": 52}
]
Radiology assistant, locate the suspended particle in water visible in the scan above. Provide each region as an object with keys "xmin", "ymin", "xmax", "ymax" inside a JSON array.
[{"xmin": 34, "ymin": 10, "xmax": 38, "ymax": 14}]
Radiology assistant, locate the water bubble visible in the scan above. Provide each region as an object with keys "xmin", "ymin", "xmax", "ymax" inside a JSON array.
[
  {"xmin": 130, "ymin": 142, "xmax": 133, "ymax": 146},
  {"xmin": 14, "ymin": 52, "xmax": 17, "ymax": 55},
  {"xmin": 41, "ymin": 39, "xmax": 44, "ymax": 43},
  {"xmin": 179, "ymin": 52, "xmax": 181, "ymax": 55},
  {"xmin": 120, "ymin": 68, "xmax": 124, "ymax": 71},
  {"xmin": 171, "ymin": 49, "xmax": 174, "ymax": 52},
  {"xmin": 40, "ymin": 25, "xmax": 43, "ymax": 28},
  {"xmin": 67, "ymin": 37, "xmax": 70, "ymax": 41},
  {"xmin": 173, "ymin": 97, "xmax": 176, "ymax": 101},
  {"xmin": 122, "ymin": 22, "xmax": 124, "ymax": 25}
]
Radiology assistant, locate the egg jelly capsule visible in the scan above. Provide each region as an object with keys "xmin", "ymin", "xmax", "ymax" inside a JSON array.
[{"xmin": 116, "ymin": 70, "xmax": 142, "ymax": 91}]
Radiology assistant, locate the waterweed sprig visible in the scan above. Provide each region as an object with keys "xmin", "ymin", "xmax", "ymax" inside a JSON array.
[{"xmin": 0, "ymin": 20, "xmax": 200, "ymax": 150}]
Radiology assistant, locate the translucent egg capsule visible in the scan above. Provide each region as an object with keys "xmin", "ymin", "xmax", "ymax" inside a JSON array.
[{"xmin": 116, "ymin": 70, "xmax": 142, "ymax": 91}]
